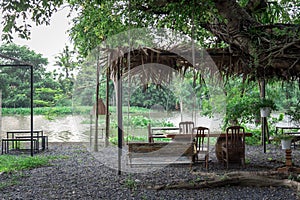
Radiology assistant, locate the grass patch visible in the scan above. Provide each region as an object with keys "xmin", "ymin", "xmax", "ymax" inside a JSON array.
[
  {"xmin": 124, "ymin": 175, "xmax": 137, "ymax": 189},
  {"xmin": 0, "ymin": 155, "xmax": 67, "ymax": 173},
  {"xmin": 0, "ymin": 155, "xmax": 68, "ymax": 190}
]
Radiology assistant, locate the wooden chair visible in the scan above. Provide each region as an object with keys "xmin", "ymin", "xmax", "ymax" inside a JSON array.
[
  {"xmin": 221, "ymin": 126, "xmax": 245, "ymax": 169},
  {"xmin": 172, "ymin": 121, "xmax": 195, "ymax": 142},
  {"xmin": 179, "ymin": 121, "xmax": 194, "ymax": 134},
  {"xmin": 193, "ymin": 126, "xmax": 210, "ymax": 170}
]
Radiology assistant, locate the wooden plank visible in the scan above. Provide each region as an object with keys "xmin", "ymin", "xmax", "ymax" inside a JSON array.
[{"xmin": 129, "ymin": 156, "xmax": 192, "ymax": 165}]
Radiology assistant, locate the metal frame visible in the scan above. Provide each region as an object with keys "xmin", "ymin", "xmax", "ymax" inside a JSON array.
[{"xmin": 0, "ymin": 54, "xmax": 34, "ymax": 156}]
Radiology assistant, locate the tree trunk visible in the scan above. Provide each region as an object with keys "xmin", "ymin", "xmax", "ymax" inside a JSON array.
[
  {"xmin": 212, "ymin": 0, "xmax": 258, "ymax": 55},
  {"xmin": 152, "ymin": 171, "xmax": 300, "ymax": 191},
  {"xmin": 208, "ymin": 0, "xmax": 300, "ymax": 78}
]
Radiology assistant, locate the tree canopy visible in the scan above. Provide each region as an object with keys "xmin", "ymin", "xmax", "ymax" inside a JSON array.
[{"xmin": 1, "ymin": 0, "xmax": 300, "ymax": 80}]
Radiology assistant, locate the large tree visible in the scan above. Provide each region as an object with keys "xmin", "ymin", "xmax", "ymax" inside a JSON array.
[
  {"xmin": 1, "ymin": 0, "xmax": 300, "ymax": 79},
  {"xmin": 0, "ymin": 43, "xmax": 63, "ymax": 107}
]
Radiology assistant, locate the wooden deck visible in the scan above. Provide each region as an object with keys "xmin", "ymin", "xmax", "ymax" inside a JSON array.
[{"xmin": 127, "ymin": 142, "xmax": 195, "ymax": 167}]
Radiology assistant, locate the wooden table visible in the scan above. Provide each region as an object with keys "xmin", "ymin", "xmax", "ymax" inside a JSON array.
[{"xmin": 275, "ymin": 126, "xmax": 300, "ymax": 134}]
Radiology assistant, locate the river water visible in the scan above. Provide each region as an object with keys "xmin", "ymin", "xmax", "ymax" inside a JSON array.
[
  {"xmin": 0, "ymin": 112, "xmax": 223, "ymax": 142},
  {"xmin": 0, "ymin": 115, "xmax": 91, "ymax": 142}
]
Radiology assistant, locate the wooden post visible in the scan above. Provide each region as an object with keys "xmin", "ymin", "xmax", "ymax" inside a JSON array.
[
  {"xmin": 260, "ymin": 78, "xmax": 266, "ymax": 153},
  {"xmin": 148, "ymin": 124, "xmax": 152, "ymax": 143},
  {"xmin": 277, "ymin": 149, "xmax": 300, "ymax": 173},
  {"xmin": 94, "ymin": 52, "xmax": 100, "ymax": 152},
  {"xmin": 105, "ymin": 66, "xmax": 110, "ymax": 147},
  {"xmin": 89, "ymin": 112, "xmax": 93, "ymax": 146},
  {"xmin": 117, "ymin": 59, "xmax": 123, "ymax": 175},
  {"xmin": 285, "ymin": 149, "xmax": 292, "ymax": 168},
  {"xmin": 0, "ymin": 90, "xmax": 1, "ymax": 140}
]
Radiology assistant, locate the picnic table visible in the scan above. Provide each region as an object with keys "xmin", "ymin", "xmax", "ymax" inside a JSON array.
[{"xmin": 2, "ymin": 130, "xmax": 48, "ymax": 154}]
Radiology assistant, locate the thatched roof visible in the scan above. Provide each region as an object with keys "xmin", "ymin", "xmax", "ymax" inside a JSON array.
[
  {"xmin": 103, "ymin": 44, "xmax": 299, "ymax": 86},
  {"xmin": 106, "ymin": 45, "xmax": 218, "ymax": 86}
]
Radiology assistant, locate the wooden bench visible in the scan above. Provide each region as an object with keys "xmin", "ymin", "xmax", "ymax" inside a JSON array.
[
  {"xmin": 127, "ymin": 142, "xmax": 195, "ymax": 168},
  {"xmin": 1, "ymin": 138, "xmax": 38, "ymax": 154},
  {"xmin": 147, "ymin": 124, "xmax": 179, "ymax": 143}
]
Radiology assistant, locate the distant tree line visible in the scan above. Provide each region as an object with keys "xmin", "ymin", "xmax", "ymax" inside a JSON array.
[{"xmin": 0, "ymin": 43, "xmax": 75, "ymax": 108}]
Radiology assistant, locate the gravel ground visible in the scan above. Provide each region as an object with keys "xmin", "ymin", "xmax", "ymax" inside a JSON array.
[{"xmin": 0, "ymin": 142, "xmax": 299, "ymax": 200}]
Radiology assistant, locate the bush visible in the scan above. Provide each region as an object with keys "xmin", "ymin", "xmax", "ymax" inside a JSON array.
[
  {"xmin": 286, "ymin": 101, "xmax": 300, "ymax": 126},
  {"xmin": 128, "ymin": 115, "xmax": 174, "ymax": 128}
]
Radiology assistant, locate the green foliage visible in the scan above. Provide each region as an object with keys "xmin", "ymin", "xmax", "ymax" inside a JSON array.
[
  {"xmin": 68, "ymin": 0, "xmax": 217, "ymax": 56},
  {"xmin": 1, "ymin": 106, "xmax": 150, "ymax": 117},
  {"xmin": 2, "ymin": 107, "xmax": 73, "ymax": 116},
  {"xmin": 222, "ymin": 80, "xmax": 260, "ymax": 127},
  {"xmin": 244, "ymin": 113, "xmax": 284, "ymax": 145},
  {"xmin": 244, "ymin": 127, "xmax": 261, "ymax": 145},
  {"xmin": 1, "ymin": 0, "xmax": 300, "ymax": 55},
  {"xmin": 213, "ymin": 77, "xmax": 286, "ymax": 128},
  {"xmin": 171, "ymin": 75, "xmax": 200, "ymax": 112},
  {"xmin": 286, "ymin": 101, "xmax": 300, "ymax": 126},
  {"xmin": 268, "ymin": 114, "xmax": 285, "ymax": 137},
  {"xmin": 129, "ymin": 83, "xmax": 177, "ymax": 110},
  {"xmin": 273, "ymin": 134, "xmax": 294, "ymax": 142},
  {"xmin": 128, "ymin": 116, "xmax": 174, "ymax": 128},
  {"xmin": 0, "ymin": 0, "xmax": 64, "ymax": 41},
  {"xmin": 0, "ymin": 43, "xmax": 74, "ymax": 108},
  {"xmin": 256, "ymin": 98, "xmax": 277, "ymax": 111},
  {"xmin": 54, "ymin": 45, "xmax": 77, "ymax": 102},
  {"xmin": 0, "ymin": 154, "xmax": 67, "ymax": 190},
  {"xmin": 109, "ymin": 135, "xmax": 147, "ymax": 145},
  {"xmin": 1, "ymin": 108, "xmax": 30, "ymax": 115},
  {"xmin": 1, "ymin": 1, "xmax": 300, "ymax": 136},
  {"xmin": 69, "ymin": 0, "xmax": 128, "ymax": 56},
  {"xmin": 0, "ymin": 44, "xmax": 48, "ymax": 108},
  {"xmin": 129, "ymin": 116, "xmax": 151, "ymax": 127},
  {"xmin": 124, "ymin": 175, "xmax": 137, "ymax": 189},
  {"xmin": 34, "ymin": 88, "xmax": 64, "ymax": 107},
  {"xmin": 109, "ymin": 134, "xmax": 170, "ymax": 145}
]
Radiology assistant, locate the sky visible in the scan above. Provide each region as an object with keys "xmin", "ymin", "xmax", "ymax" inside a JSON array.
[{"xmin": 0, "ymin": 7, "xmax": 73, "ymax": 71}]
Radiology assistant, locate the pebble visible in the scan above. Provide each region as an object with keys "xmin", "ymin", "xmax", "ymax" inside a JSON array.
[{"xmin": 0, "ymin": 142, "xmax": 299, "ymax": 200}]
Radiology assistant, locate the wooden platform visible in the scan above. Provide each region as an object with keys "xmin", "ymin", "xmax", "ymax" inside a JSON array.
[{"xmin": 127, "ymin": 142, "xmax": 195, "ymax": 167}]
